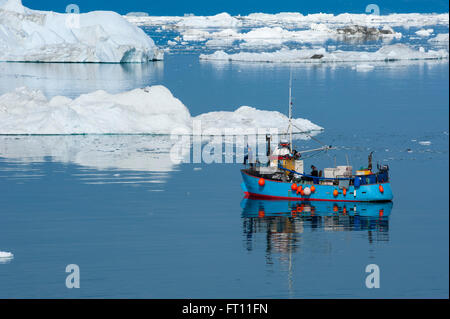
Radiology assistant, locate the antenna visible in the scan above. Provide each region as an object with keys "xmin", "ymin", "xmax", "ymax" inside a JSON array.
[{"xmin": 288, "ymin": 69, "xmax": 293, "ymax": 152}]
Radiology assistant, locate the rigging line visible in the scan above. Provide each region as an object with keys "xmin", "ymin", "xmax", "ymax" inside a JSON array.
[{"xmin": 291, "ymin": 123, "xmax": 327, "ymax": 147}]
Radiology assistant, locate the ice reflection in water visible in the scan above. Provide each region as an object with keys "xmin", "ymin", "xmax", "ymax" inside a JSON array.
[{"xmin": 0, "ymin": 135, "xmax": 180, "ymax": 188}]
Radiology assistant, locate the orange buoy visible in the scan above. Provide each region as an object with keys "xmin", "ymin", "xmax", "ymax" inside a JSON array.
[
  {"xmin": 379, "ymin": 209, "xmax": 384, "ymax": 217},
  {"xmin": 291, "ymin": 183, "xmax": 298, "ymax": 191},
  {"xmin": 310, "ymin": 185, "xmax": 316, "ymax": 193},
  {"xmin": 258, "ymin": 210, "xmax": 265, "ymax": 218},
  {"xmin": 296, "ymin": 185, "xmax": 302, "ymax": 195},
  {"xmin": 258, "ymin": 178, "xmax": 265, "ymax": 186},
  {"xmin": 333, "ymin": 189, "xmax": 339, "ymax": 197},
  {"xmin": 343, "ymin": 188, "xmax": 347, "ymax": 196},
  {"xmin": 333, "ymin": 205, "xmax": 339, "ymax": 212},
  {"xmin": 343, "ymin": 206, "xmax": 347, "ymax": 215},
  {"xmin": 379, "ymin": 184, "xmax": 384, "ymax": 193}
]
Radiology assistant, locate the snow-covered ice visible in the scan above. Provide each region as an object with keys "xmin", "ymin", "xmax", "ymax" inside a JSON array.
[
  {"xmin": 0, "ymin": 86, "xmax": 323, "ymax": 135},
  {"xmin": 176, "ymin": 12, "xmax": 241, "ymax": 29},
  {"xmin": 0, "ymin": 0, "xmax": 163, "ymax": 62},
  {"xmin": 200, "ymin": 44, "xmax": 449, "ymax": 63},
  {"xmin": 195, "ymin": 106, "xmax": 322, "ymax": 134},
  {"xmin": 428, "ymin": 33, "xmax": 449, "ymax": 43},
  {"xmin": 415, "ymin": 28, "xmax": 434, "ymax": 37}
]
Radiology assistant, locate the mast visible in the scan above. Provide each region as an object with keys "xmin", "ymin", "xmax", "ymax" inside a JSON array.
[{"xmin": 288, "ymin": 69, "xmax": 293, "ymax": 153}]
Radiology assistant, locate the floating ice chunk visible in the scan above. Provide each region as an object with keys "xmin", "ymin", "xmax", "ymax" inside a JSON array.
[
  {"xmin": 0, "ymin": 251, "xmax": 13, "ymax": 262},
  {"xmin": 418, "ymin": 141, "xmax": 431, "ymax": 145},
  {"xmin": 176, "ymin": 12, "xmax": 242, "ymax": 28},
  {"xmin": 194, "ymin": 106, "xmax": 323, "ymax": 134},
  {"xmin": 200, "ymin": 44, "xmax": 449, "ymax": 63},
  {"xmin": 428, "ymin": 33, "xmax": 449, "ymax": 43},
  {"xmin": 0, "ymin": 0, "xmax": 163, "ymax": 62},
  {"xmin": 415, "ymin": 28, "xmax": 434, "ymax": 37},
  {"xmin": 0, "ymin": 86, "xmax": 192, "ymax": 134},
  {"xmin": 0, "ymin": 86, "xmax": 323, "ymax": 135},
  {"xmin": 179, "ymin": 24, "xmax": 400, "ymax": 48}
]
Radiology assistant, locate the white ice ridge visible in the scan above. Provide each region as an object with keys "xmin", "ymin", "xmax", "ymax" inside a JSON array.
[
  {"xmin": 0, "ymin": 0, "xmax": 163, "ymax": 62},
  {"xmin": 125, "ymin": 12, "xmax": 449, "ymax": 29},
  {"xmin": 0, "ymin": 86, "xmax": 323, "ymax": 135},
  {"xmin": 200, "ymin": 44, "xmax": 449, "ymax": 63}
]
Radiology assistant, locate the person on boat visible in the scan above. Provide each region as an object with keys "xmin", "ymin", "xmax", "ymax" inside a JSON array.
[
  {"xmin": 269, "ymin": 140, "xmax": 291, "ymax": 167},
  {"xmin": 310, "ymin": 165, "xmax": 319, "ymax": 177}
]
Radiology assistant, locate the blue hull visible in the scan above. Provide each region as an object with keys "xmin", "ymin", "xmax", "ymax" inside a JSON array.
[{"xmin": 241, "ymin": 170, "xmax": 393, "ymax": 202}]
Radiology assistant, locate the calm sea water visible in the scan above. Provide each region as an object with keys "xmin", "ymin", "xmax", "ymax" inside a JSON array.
[{"xmin": 0, "ymin": 28, "xmax": 448, "ymax": 298}]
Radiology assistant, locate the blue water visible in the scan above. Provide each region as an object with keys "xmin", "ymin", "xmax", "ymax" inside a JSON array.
[{"xmin": 0, "ymin": 26, "xmax": 449, "ymax": 298}]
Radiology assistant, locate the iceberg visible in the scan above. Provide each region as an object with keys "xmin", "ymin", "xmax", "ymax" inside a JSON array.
[
  {"xmin": 0, "ymin": 0, "xmax": 163, "ymax": 62},
  {"xmin": 0, "ymin": 86, "xmax": 323, "ymax": 135},
  {"xmin": 200, "ymin": 44, "xmax": 449, "ymax": 63},
  {"xmin": 195, "ymin": 106, "xmax": 322, "ymax": 134}
]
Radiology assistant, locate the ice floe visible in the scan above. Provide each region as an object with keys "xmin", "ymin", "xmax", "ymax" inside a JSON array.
[
  {"xmin": 181, "ymin": 24, "xmax": 401, "ymax": 48},
  {"xmin": 0, "ymin": 0, "xmax": 163, "ymax": 62},
  {"xmin": 200, "ymin": 44, "xmax": 449, "ymax": 63},
  {"xmin": 0, "ymin": 251, "xmax": 13, "ymax": 263},
  {"xmin": 428, "ymin": 33, "xmax": 449, "ymax": 43},
  {"xmin": 176, "ymin": 12, "xmax": 241, "ymax": 29},
  {"xmin": 415, "ymin": 28, "xmax": 434, "ymax": 37},
  {"xmin": 125, "ymin": 12, "xmax": 449, "ymax": 29},
  {"xmin": 0, "ymin": 86, "xmax": 323, "ymax": 135}
]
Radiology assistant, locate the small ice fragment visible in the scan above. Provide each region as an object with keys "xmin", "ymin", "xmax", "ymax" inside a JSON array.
[
  {"xmin": 193, "ymin": 167, "xmax": 202, "ymax": 171},
  {"xmin": 0, "ymin": 251, "xmax": 14, "ymax": 262},
  {"xmin": 418, "ymin": 141, "xmax": 431, "ymax": 145},
  {"xmin": 415, "ymin": 29, "xmax": 433, "ymax": 37}
]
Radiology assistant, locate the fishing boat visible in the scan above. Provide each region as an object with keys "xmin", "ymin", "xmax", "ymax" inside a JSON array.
[{"xmin": 240, "ymin": 73, "xmax": 393, "ymax": 203}]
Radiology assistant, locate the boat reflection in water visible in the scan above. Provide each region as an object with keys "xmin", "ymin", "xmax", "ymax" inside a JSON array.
[{"xmin": 241, "ymin": 198, "xmax": 392, "ymax": 256}]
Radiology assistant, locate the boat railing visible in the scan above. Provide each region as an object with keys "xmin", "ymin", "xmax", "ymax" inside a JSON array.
[{"xmin": 277, "ymin": 165, "xmax": 389, "ymax": 185}]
